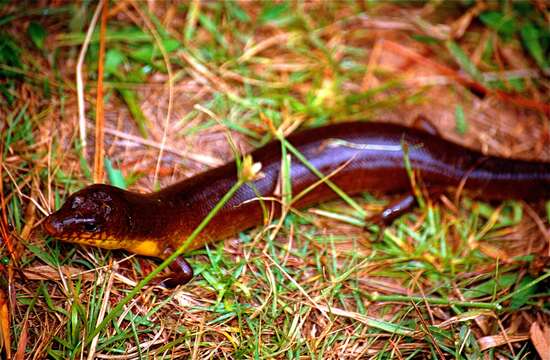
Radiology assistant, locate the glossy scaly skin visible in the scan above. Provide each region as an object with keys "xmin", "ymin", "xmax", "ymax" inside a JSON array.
[{"xmin": 43, "ymin": 122, "xmax": 550, "ymax": 285}]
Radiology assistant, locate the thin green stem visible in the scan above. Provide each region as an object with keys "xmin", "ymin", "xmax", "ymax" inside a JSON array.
[
  {"xmin": 277, "ymin": 135, "xmax": 366, "ymax": 217},
  {"xmin": 365, "ymin": 293, "xmax": 502, "ymax": 311}
]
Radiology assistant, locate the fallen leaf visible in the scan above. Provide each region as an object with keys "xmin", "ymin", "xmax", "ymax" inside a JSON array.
[
  {"xmin": 530, "ymin": 322, "xmax": 550, "ymax": 360},
  {"xmin": 14, "ymin": 314, "xmax": 28, "ymax": 360},
  {"xmin": 23, "ymin": 265, "xmax": 95, "ymax": 282},
  {"xmin": 0, "ymin": 288, "xmax": 11, "ymax": 360},
  {"xmin": 478, "ymin": 333, "xmax": 528, "ymax": 351}
]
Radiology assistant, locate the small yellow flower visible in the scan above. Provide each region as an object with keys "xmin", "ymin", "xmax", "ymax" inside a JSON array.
[{"xmin": 240, "ymin": 155, "xmax": 263, "ymax": 182}]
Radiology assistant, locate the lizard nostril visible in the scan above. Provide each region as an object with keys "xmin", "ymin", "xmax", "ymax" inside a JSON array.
[{"xmin": 43, "ymin": 216, "xmax": 62, "ymax": 236}]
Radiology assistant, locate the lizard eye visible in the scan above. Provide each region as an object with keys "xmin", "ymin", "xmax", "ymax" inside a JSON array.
[{"xmin": 83, "ymin": 222, "xmax": 98, "ymax": 232}]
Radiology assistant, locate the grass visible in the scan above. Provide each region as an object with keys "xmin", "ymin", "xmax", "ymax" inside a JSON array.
[{"xmin": 1, "ymin": 1, "xmax": 550, "ymax": 359}]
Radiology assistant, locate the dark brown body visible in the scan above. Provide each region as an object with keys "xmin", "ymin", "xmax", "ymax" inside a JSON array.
[
  {"xmin": 144, "ymin": 122, "xmax": 550, "ymax": 251},
  {"xmin": 44, "ymin": 122, "xmax": 550, "ymax": 265}
]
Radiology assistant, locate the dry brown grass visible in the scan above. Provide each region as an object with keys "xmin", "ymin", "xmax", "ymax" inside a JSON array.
[{"xmin": 1, "ymin": 1, "xmax": 549, "ymax": 359}]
